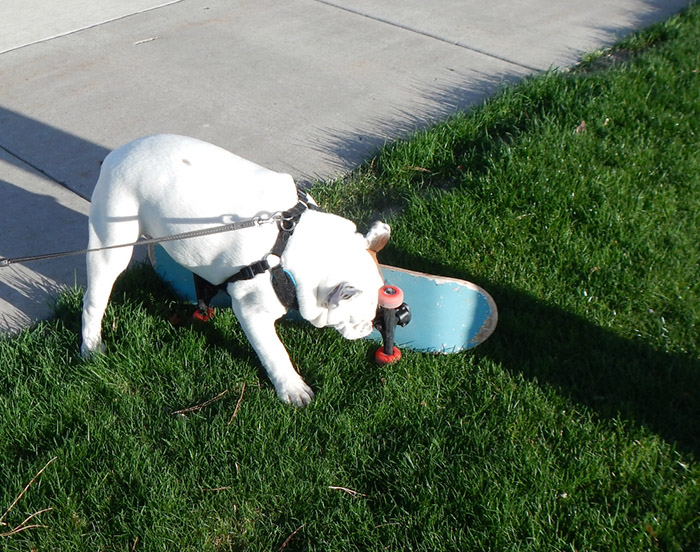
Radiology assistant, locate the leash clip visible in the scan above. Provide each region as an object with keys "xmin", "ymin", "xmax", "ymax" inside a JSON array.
[{"xmin": 255, "ymin": 212, "xmax": 284, "ymax": 226}]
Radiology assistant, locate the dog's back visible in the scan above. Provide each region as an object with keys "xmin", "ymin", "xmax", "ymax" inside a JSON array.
[
  {"xmin": 88, "ymin": 134, "xmax": 298, "ymax": 281},
  {"xmin": 92, "ymin": 134, "xmax": 297, "ymax": 232}
]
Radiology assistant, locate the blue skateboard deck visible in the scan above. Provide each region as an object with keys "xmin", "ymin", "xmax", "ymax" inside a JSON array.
[
  {"xmin": 373, "ymin": 264, "xmax": 497, "ymax": 353},
  {"xmin": 152, "ymin": 246, "xmax": 497, "ymax": 353},
  {"xmin": 153, "ymin": 245, "xmax": 230, "ymax": 307}
]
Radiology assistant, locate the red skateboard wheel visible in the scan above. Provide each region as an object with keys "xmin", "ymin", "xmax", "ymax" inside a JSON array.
[
  {"xmin": 375, "ymin": 346, "xmax": 402, "ymax": 365},
  {"xmin": 378, "ymin": 285, "xmax": 404, "ymax": 309},
  {"xmin": 192, "ymin": 307, "xmax": 215, "ymax": 322}
]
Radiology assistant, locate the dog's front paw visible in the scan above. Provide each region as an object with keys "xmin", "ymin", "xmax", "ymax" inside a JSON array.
[
  {"xmin": 276, "ymin": 378, "xmax": 315, "ymax": 407},
  {"xmin": 80, "ymin": 340, "xmax": 106, "ymax": 359}
]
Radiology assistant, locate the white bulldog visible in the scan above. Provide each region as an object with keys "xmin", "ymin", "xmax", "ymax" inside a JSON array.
[{"xmin": 81, "ymin": 134, "xmax": 390, "ymax": 406}]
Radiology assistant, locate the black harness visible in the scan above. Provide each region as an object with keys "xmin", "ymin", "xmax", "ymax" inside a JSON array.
[{"xmin": 193, "ymin": 189, "xmax": 321, "ymax": 316}]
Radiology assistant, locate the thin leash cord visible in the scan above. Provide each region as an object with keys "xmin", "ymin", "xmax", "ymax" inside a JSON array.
[{"xmin": 0, "ymin": 215, "xmax": 280, "ymax": 268}]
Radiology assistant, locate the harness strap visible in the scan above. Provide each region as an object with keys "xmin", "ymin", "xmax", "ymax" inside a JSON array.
[
  {"xmin": 193, "ymin": 188, "xmax": 321, "ymax": 314},
  {"xmin": 270, "ymin": 191, "xmax": 319, "ymax": 258},
  {"xmin": 270, "ymin": 266, "xmax": 299, "ymax": 311},
  {"xmin": 224, "ymin": 259, "xmax": 271, "ymax": 284}
]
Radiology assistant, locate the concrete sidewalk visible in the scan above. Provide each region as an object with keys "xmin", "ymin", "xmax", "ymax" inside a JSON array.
[{"xmin": 0, "ymin": 0, "xmax": 690, "ymax": 332}]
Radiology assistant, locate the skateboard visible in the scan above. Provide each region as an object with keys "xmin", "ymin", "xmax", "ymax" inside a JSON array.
[
  {"xmin": 151, "ymin": 246, "xmax": 498, "ymax": 358},
  {"xmin": 371, "ymin": 264, "xmax": 497, "ymax": 356}
]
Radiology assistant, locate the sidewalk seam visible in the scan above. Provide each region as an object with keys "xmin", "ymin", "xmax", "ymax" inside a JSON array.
[
  {"xmin": 312, "ymin": 0, "xmax": 541, "ymax": 73},
  {"xmin": 0, "ymin": 144, "xmax": 90, "ymax": 203},
  {"xmin": 0, "ymin": 0, "xmax": 185, "ymax": 56}
]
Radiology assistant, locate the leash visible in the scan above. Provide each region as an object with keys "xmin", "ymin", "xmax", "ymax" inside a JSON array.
[{"xmin": 0, "ymin": 213, "xmax": 281, "ymax": 268}]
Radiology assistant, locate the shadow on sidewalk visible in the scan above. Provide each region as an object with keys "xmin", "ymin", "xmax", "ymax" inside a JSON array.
[
  {"xmin": 0, "ymin": 108, "xmax": 106, "ymax": 331},
  {"xmin": 0, "ymin": 106, "xmax": 109, "ymax": 200},
  {"xmin": 306, "ymin": 68, "xmax": 526, "ymax": 183}
]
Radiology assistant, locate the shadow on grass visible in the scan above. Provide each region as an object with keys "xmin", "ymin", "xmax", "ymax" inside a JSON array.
[
  {"xmin": 56, "ymin": 257, "xmax": 699, "ymax": 457},
  {"xmin": 54, "ymin": 262, "xmax": 267, "ymax": 388},
  {"xmin": 384, "ymin": 251, "xmax": 700, "ymax": 458}
]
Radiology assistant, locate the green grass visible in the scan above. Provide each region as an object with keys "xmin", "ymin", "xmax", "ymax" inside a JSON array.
[{"xmin": 2, "ymin": 5, "xmax": 700, "ymax": 551}]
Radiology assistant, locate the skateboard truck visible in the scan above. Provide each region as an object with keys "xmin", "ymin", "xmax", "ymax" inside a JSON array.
[
  {"xmin": 373, "ymin": 284, "xmax": 411, "ymax": 365},
  {"xmin": 192, "ymin": 273, "xmax": 218, "ymax": 322}
]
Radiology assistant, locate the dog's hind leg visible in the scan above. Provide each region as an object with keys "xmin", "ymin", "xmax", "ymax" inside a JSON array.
[{"xmin": 81, "ymin": 217, "xmax": 139, "ymax": 358}]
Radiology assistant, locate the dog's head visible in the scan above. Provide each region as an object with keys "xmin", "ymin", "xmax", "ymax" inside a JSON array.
[
  {"xmin": 319, "ymin": 221, "xmax": 390, "ymax": 339},
  {"xmin": 286, "ymin": 216, "xmax": 390, "ymax": 339}
]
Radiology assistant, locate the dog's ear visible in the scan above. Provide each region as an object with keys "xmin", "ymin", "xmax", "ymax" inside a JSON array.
[
  {"xmin": 365, "ymin": 221, "xmax": 391, "ymax": 253},
  {"xmin": 326, "ymin": 282, "xmax": 362, "ymax": 308}
]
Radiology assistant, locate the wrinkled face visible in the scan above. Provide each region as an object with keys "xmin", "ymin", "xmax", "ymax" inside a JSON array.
[
  {"xmin": 325, "ymin": 265, "xmax": 384, "ymax": 340},
  {"xmin": 306, "ymin": 247, "xmax": 384, "ymax": 339},
  {"xmin": 326, "ymin": 222, "xmax": 389, "ymax": 339},
  {"xmin": 300, "ymin": 220, "xmax": 390, "ymax": 339}
]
